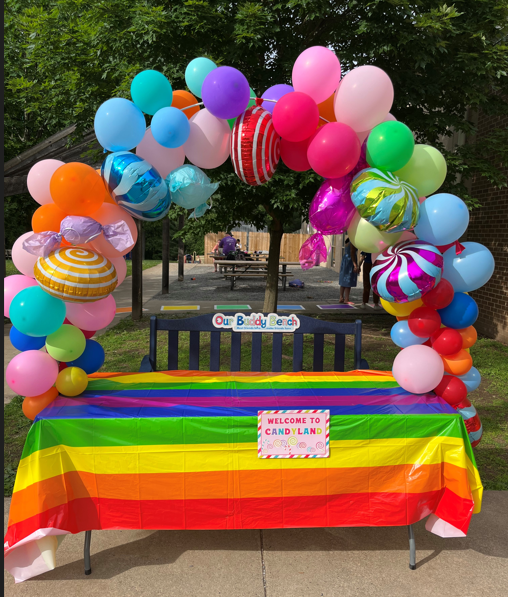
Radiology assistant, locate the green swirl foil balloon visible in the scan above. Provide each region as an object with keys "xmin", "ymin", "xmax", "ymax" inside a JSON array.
[{"xmin": 350, "ymin": 168, "xmax": 420, "ymax": 232}]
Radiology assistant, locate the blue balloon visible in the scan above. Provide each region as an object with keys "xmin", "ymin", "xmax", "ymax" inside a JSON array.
[
  {"xmin": 67, "ymin": 339, "xmax": 105, "ymax": 374},
  {"xmin": 101, "ymin": 151, "xmax": 171, "ymax": 221},
  {"xmin": 10, "ymin": 326, "xmax": 46, "ymax": 352},
  {"xmin": 94, "ymin": 98, "xmax": 146, "ymax": 152},
  {"xmin": 151, "ymin": 107, "xmax": 190, "ymax": 148},
  {"xmin": 131, "ymin": 70, "xmax": 173, "ymax": 115},
  {"xmin": 414, "ymin": 194, "xmax": 469, "ymax": 246},
  {"xmin": 443, "ymin": 242, "xmax": 495, "ymax": 292},
  {"xmin": 457, "ymin": 367, "xmax": 481, "ymax": 393},
  {"xmin": 438, "ymin": 292, "xmax": 478, "ymax": 329},
  {"xmin": 390, "ymin": 320, "xmax": 428, "ymax": 348},
  {"xmin": 185, "ymin": 57, "xmax": 217, "ymax": 98},
  {"xmin": 166, "ymin": 165, "xmax": 219, "ymax": 210}
]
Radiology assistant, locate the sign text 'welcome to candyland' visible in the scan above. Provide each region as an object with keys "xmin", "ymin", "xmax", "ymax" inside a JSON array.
[{"xmin": 212, "ymin": 313, "xmax": 300, "ymax": 332}]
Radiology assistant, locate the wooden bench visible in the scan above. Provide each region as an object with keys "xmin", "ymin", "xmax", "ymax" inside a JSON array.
[{"xmin": 224, "ymin": 272, "xmax": 293, "ymax": 290}]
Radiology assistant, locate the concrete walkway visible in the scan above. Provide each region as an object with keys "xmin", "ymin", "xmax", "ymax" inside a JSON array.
[{"xmin": 4, "ymin": 492, "xmax": 508, "ymax": 596}]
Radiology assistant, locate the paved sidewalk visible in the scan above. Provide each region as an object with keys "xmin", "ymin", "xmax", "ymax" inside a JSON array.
[{"xmin": 4, "ymin": 492, "xmax": 508, "ymax": 596}]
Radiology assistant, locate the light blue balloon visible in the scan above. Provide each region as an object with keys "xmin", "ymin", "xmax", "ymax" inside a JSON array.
[
  {"xmin": 185, "ymin": 57, "xmax": 217, "ymax": 98},
  {"xmin": 151, "ymin": 107, "xmax": 190, "ymax": 148},
  {"xmin": 166, "ymin": 165, "xmax": 219, "ymax": 210},
  {"xmin": 130, "ymin": 70, "xmax": 173, "ymax": 115},
  {"xmin": 414, "ymin": 193, "xmax": 469, "ymax": 245},
  {"xmin": 443, "ymin": 242, "xmax": 495, "ymax": 292},
  {"xmin": 94, "ymin": 98, "xmax": 146, "ymax": 152},
  {"xmin": 457, "ymin": 367, "xmax": 481, "ymax": 392},
  {"xmin": 9, "ymin": 287, "xmax": 66, "ymax": 337},
  {"xmin": 390, "ymin": 321, "xmax": 428, "ymax": 348}
]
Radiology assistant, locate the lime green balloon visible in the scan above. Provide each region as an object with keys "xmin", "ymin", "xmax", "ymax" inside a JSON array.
[
  {"xmin": 227, "ymin": 88, "xmax": 256, "ymax": 129},
  {"xmin": 347, "ymin": 213, "xmax": 401, "ymax": 253},
  {"xmin": 46, "ymin": 324, "xmax": 86, "ymax": 362},
  {"xmin": 394, "ymin": 144, "xmax": 447, "ymax": 197},
  {"xmin": 366, "ymin": 121, "xmax": 415, "ymax": 172}
]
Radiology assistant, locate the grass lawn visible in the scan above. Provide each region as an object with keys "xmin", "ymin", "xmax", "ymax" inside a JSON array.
[
  {"xmin": 125, "ymin": 259, "xmax": 162, "ymax": 278},
  {"xmin": 5, "ymin": 261, "xmax": 20, "ymax": 276},
  {"xmin": 4, "ymin": 312, "xmax": 507, "ymax": 495}
]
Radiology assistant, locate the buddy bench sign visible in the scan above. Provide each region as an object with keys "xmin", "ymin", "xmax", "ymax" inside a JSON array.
[{"xmin": 212, "ymin": 312, "xmax": 300, "ymax": 332}]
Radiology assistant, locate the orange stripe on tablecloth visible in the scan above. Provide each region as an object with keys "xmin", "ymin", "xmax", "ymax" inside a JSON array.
[{"xmin": 8, "ymin": 462, "xmax": 471, "ymax": 526}]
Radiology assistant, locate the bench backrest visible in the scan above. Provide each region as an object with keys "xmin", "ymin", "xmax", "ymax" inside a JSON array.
[{"xmin": 145, "ymin": 313, "xmax": 368, "ymax": 372}]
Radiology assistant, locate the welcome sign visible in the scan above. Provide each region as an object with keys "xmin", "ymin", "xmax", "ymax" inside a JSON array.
[
  {"xmin": 212, "ymin": 312, "xmax": 300, "ymax": 332},
  {"xmin": 258, "ymin": 410, "xmax": 330, "ymax": 458}
]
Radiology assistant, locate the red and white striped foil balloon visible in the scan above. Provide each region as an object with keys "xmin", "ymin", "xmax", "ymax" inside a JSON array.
[{"xmin": 231, "ymin": 105, "xmax": 281, "ymax": 186}]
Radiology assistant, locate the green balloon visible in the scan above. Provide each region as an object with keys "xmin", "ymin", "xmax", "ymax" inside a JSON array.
[
  {"xmin": 366, "ymin": 121, "xmax": 415, "ymax": 172},
  {"xmin": 227, "ymin": 88, "xmax": 256, "ymax": 129},
  {"xmin": 394, "ymin": 144, "xmax": 447, "ymax": 197},
  {"xmin": 46, "ymin": 324, "xmax": 86, "ymax": 362}
]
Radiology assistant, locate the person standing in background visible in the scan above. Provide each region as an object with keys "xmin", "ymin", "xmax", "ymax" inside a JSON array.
[
  {"xmin": 359, "ymin": 251, "xmax": 381, "ymax": 308},
  {"xmin": 338, "ymin": 237, "xmax": 358, "ymax": 304}
]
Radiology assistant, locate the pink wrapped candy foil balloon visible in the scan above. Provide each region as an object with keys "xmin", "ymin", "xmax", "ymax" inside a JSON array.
[
  {"xmin": 370, "ymin": 239, "xmax": 443, "ymax": 303},
  {"xmin": 299, "ymin": 233, "xmax": 329, "ymax": 270},
  {"xmin": 309, "ymin": 177, "xmax": 356, "ymax": 235}
]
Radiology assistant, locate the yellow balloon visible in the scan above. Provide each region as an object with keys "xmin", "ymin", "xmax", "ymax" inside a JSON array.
[
  {"xmin": 394, "ymin": 144, "xmax": 447, "ymax": 197},
  {"xmin": 56, "ymin": 367, "xmax": 89, "ymax": 397},
  {"xmin": 380, "ymin": 297, "xmax": 423, "ymax": 317},
  {"xmin": 347, "ymin": 213, "xmax": 401, "ymax": 253}
]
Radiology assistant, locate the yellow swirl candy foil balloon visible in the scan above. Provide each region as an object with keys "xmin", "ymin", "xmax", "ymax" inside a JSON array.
[{"xmin": 34, "ymin": 248, "xmax": 117, "ymax": 303}]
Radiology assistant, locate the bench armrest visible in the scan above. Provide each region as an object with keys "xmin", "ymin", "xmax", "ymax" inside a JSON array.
[
  {"xmin": 359, "ymin": 358, "xmax": 369, "ymax": 370},
  {"xmin": 139, "ymin": 355, "xmax": 154, "ymax": 372}
]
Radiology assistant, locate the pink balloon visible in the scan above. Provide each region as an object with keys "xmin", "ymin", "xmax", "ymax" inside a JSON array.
[
  {"xmin": 392, "ymin": 345, "xmax": 444, "ymax": 394},
  {"xmin": 110, "ymin": 255, "xmax": 127, "ymax": 286},
  {"xmin": 272, "ymin": 92, "xmax": 319, "ymax": 143},
  {"xmin": 356, "ymin": 130, "xmax": 370, "ymax": 144},
  {"xmin": 183, "ymin": 108, "xmax": 230, "ymax": 169},
  {"xmin": 280, "ymin": 137, "xmax": 312, "ymax": 172},
  {"xmin": 419, "ymin": 196, "xmax": 426, "ymax": 204},
  {"xmin": 309, "ymin": 177, "xmax": 357, "ymax": 235},
  {"xmin": 90, "ymin": 203, "xmax": 138, "ymax": 258},
  {"xmin": 27, "ymin": 159, "xmax": 65, "ymax": 206},
  {"xmin": 12, "ymin": 232, "xmax": 39, "ymax": 278},
  {"xmin": 63, "ymin": 318, "xmax": 96, "ymax": 339},
  {"xmin": 4, "ymin": 275, "xmax": 38, "ymax": 318},
  {"xmin": 6, "ymin": 350, "xmax": 59, "ymax": 397},
  {"xmin": 307, "ymin": 122, "xmax": 360, "ymax": 178},
  {"xmin": 136, "ymin": 129, "xmax": 185, "ymax": 179},
  {"xmin": 65, "ymin": 295, "xmax": 116, "ymax": 331},
  {"xmin": 400, "ymin": 231, "xmax": 418, "ymax": 242},
  {"xmin": 292, "ymin": 46, "xmax": 341, "ymax": 105},
  {"xmin": 334, "ymin": 66, "xmax": 394, "ymax": 132},
  {"xmin": 384, "ymin": 113, "xmax": 397, "ymax": 122}
]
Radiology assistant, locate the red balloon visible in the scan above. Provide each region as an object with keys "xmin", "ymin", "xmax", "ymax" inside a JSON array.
[
  {"xmin": 64, "ymin": 318, "xmax": 95, "ymax": 339},
  {"xmin": 433, "ymin": 375, "xmax": 468, "ymax": 405},
  {"xmin": 272, "ymin": 92, "xmax": 319, "ymax": 142},
  {"xmin": 307, "ymin": 122, "xmax": 361, "ymax": 178},
  {"xmin": 453, "ymin": 397, "xmax": 472, "ymax": 411},
  {"xmin": 408, "ymin": 307, "xmax": 441, "ymax": 337},
  {"xmin": 422, "ymin": 339, "xmax": 432, "ymax": 347},
  {"xmin": 280, "ymin": 137, "xmax": 312, "ymax": 171},
  {"xmin": 430, "ymin": 327, "xmax": 463, "ymax": 356},
  {"xmin": 58, "ymin": 361, "xmax": 68, "ymax": 372},
  {"xmin": 422, "ymin": 279, "xmax": 454, "ymax": 310}
]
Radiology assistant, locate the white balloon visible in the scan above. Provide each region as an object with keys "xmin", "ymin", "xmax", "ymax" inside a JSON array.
[
  {"xmin": 183, "ymin": 109, "xmax": 230, "ymax": 169},
  {"xmin": 136, "ymin": 129, "xmax": 185, "ymax": 179}
]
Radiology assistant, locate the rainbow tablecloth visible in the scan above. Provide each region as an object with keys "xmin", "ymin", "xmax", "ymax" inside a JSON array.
[{"xmin": 5, "ymin": 370, "xmax": 483, "ymax": 582}]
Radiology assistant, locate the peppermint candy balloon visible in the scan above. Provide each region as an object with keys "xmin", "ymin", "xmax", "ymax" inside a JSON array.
[
  {"xmin": 350, "ymin": 168, "xmax": 420, "ymax": 232},
  {"xmin": 370, "ymin": 240, "xmax": 443, "ymax": 303},
  {"xmin": 230, "ymin": 105, "xmax": 281, "ymax": 186}
]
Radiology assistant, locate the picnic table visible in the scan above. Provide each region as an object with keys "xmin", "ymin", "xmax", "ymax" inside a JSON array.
[
  {"xmin": 215, "ymin": 260, "xmax": 298, "ymax": 290},
  {"xmin": 4, "ymin": 370, "xmax": 482, "ymax": 582}
]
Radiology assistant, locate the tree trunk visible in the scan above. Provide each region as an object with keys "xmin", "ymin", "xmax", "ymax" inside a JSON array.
[
  {"xmin": 162, "ymin": 217, "xmax": 170, "ymax": 294},
  {"xmin": 132, "ymin": 219, "xmax": 143, "ymax": 321},
  {"xmin": 178, "ymin": 214, "xmax": 185, "ymax": 281},
  {"xmin": 262, "ymin": 218, "xmax": 283, "ymax": 313}
]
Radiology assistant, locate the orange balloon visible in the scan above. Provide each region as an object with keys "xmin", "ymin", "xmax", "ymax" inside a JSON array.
[
  {"xmin": 32, "ymin": 203, "xmax": 68, "ymax": 233},
  {"xmin": 317, "ymin": 93, "xmax": 337, "ymax": 128},
  {"xmin": 90, "ymin": 203, "xmax": 138, "ymax": 258},
  {"xmin": 442, "ymin": 349, "xmax": 473, "ymax": 376},
  {"xmin": 171, "ymin": 90, "xmax": 200, "ymax": 120},
  {"xmin": 96, "ymin": 169, "xmax": 116, "ymax": 204},
  {"xmin": 458, "ymin": 326, "xmax": 477, "ymax": 349},
  {"xmin": 396, "ymin": 316, "xmax": 409, "ymax": 321},
  {"xmin": 50, "ymin": 163, "xmax": 104, "ymax": 216},
  {"xmin": 22, "ymin": 387, "xmax": 59, "ymax": 421}
]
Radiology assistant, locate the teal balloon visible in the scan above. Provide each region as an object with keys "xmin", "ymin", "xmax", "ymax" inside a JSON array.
[
  {"xmin": 185, "ymin": 57, "xmax": 217, "ymax": 98},
  {"xmin": 9, "ymin": 286, "xmax": 66, "ymax": 337},
  {"xmin": 131, "ymin": 70, "xmax": 173, "ymax": 115}
]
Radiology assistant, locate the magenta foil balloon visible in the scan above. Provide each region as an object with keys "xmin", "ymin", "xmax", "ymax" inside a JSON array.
[
  {"xmin": 309, "ymin": 177, "xmax": 357, "ymax": 235},
  {"xmin": 299, "ymin": 233, "xmax": 329, "ymax": 270},
  {"xmin": 201, "ymin": 66, "xmax": 250, "ymax": 120}
]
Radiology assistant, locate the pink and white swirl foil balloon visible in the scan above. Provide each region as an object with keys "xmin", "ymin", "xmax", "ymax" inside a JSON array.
[{"xmin": 370, "ymin": 240, "xmax": 443, "ymax": 303}]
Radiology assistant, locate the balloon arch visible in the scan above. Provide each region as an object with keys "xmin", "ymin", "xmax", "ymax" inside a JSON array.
[{"xmin": 5, "ymin": 46, "xmax": 493, "ymax": 446}]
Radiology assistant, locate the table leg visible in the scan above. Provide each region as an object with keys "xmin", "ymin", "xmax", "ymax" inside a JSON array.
[
  {"xmin": 84, "ymin": 530, "xmax": 92, "ymax": 575},
  {"xmin": 407, "ymin": 525, "xmax": 416, "ymax": 570}
]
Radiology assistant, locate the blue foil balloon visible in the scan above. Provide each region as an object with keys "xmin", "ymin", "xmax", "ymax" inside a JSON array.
[
  {"xmin": 166, "ymin": 165, "xmax": 219, "ymax": 210},
  {"xmin": 390, "ymin": 320, "xmax": 428, "ymax": 348},
  {"xmin": 415, "ymin": 194, "xmax": 469, "ymax": 246},
  {"xmin": 67, "ymin": 339, "xmax": 105, "ymax": 374},
  {"xmin": 443, "ymin": 242, "xmax": 495, "ymax": 292},
  {"xmin": 457, "ymin": 367, "xmax": 481, "ymax": 393},
  {"xmin": 94, "ymin": 98, "xmax": 146, "ymax": 152},
  {"xmin": 438, "ymin": 292, "xmax": 478, "ymax": 329},
  {"xmin": 10, "ymin": 326, "xmax": 46, "ymax": 352},
  {"xmin": 101, "ymin": 152, "xmax": 171, "ymax": 221}
]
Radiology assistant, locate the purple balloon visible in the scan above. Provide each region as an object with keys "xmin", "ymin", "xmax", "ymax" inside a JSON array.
[
  {"xmin": 201, "ymin": 66, "xmax": 250, "ymax": 120},
  {"xmin": 261, "ymin": 84, "xmax": 294, "ymax": 114},
  {"xmin": 309, "ymin": 177, "xmax": 357, "ymax": 235},
  {"xmin": 299, "ymin": 233, "xmax": 329, "ymax": 270}
]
